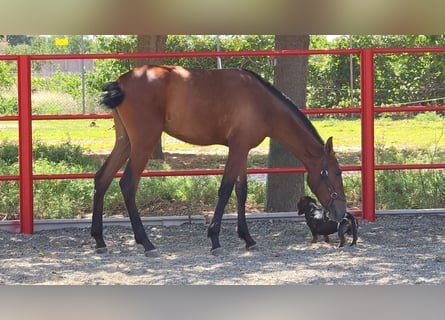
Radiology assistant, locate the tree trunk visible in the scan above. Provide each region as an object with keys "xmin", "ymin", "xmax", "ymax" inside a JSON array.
[
  {"xmin": 265, "ymin": 35, "xmax": 310, "ymax": 212},
  {"xmin": 136, "ymin": 35, "xmax": 167, "ymax": 160}
]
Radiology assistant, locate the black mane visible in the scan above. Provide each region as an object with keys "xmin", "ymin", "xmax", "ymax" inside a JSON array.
[{"xmin": 242, "ymin": 69, "xmax": 324, "ymax": 145}]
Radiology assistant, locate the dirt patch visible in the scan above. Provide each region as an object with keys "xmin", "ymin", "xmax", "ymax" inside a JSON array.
[{"xmin": 1, "ymin": 214, "xmax": 444, "ymax": 284}]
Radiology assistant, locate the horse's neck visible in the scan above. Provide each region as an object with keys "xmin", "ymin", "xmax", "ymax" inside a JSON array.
[{"xmin": 270, "ymin": 111, "xmax": 324, "ymax": 170}]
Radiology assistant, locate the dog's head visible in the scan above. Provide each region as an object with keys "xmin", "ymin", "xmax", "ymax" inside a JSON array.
[
  {"xmin": 297, "ymin": 196, "xmax": 325, "ymax": 220},
  {"xmin": 297, "ymin": 196, "xmax": 316, "ymax": 215}
]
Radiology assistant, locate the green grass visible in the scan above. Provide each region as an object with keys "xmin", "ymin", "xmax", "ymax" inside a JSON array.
[
  {"xmin": 0, "ymin": 119, "xmax": 116, "ymax": 153},
  {"xmin": 313, "ymin": 115, "xmax": 445, "ymax": 150},
  {"xmin": 2, "ymin": 115, "xmax": 445, "ymax": 154}
]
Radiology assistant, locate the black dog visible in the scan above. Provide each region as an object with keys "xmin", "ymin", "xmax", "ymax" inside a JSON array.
[{"xmin": 297, "ymin": 196, "xmax": 358, "ymax": 247}]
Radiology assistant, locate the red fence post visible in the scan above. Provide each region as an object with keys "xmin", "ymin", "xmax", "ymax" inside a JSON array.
[
  {"xmin": 18, "ymin": 55, "xmax": 34, "ymax": 233},
  {"xmin": 360, "ymin": 49, "xmax": 376, "ymax": 221}
]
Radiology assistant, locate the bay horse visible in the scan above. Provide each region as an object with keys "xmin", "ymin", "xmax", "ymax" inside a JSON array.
[{"xmin": 92, "ymin": 65, "xmax": 347, "ymax": 256}]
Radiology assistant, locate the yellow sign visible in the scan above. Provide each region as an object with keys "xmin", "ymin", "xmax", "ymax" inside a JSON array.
[{"xmin": 55, "ymin": 37, "xmax": 69, "ymax": 46}]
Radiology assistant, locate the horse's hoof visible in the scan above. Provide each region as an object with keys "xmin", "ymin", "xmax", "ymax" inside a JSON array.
[
  {"xmin": 246, "ymin": 243, "xmax": 259, "ymax": 251},
  {"xmin": 95, "ymin": 247, "xmax": 108, "ymax": 254},
  {"xmin": 144, "ymin": 249, "xmax": 160, "ymax": 258},
  {"xmin": 211, "ymin": 247, "xmax": 224, "ymax": 256}
]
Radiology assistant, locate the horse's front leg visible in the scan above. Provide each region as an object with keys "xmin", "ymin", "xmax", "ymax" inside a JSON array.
[
  {"xmin": 235, "ymin": 175, "xmax": 257, "ymax": 250},
  {"xmin": 207, "ymin": 177, "xmax": 235, "ymax": 255},
  {"xmin": 207, "ymin": 147, "xmax": 252, "ymax": 255},
  {"xmin": 91, "ymin": 180, "xmax": 107, "ymax": 253}
]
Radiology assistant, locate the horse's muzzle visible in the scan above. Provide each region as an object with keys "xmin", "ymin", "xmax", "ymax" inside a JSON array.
[{"xmin": 328, "ymin": 201, "xmax": 347, "ymax": 222}]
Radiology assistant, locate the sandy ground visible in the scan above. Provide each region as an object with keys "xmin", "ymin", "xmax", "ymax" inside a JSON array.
[{"xmin": 1, "ymin": 214, "xmax": 444, "ymax": 285}]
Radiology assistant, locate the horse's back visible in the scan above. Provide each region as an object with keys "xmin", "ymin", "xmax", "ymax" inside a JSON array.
[{"xmin": 119, "ymin": 66, "xmax": 272, "ymax": 147}]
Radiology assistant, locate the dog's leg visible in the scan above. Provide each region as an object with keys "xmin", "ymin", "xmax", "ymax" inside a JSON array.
[
  {"xmin": 311, "ymin": 233, "xmax": 318, "ymax": 243},
  {"xmin": 350, "ymin": 215, "xmax": 358, "ymax": 246},
  {"xmin": 338, "ymin": 220, "xmax": 349, "ymax": 247}
]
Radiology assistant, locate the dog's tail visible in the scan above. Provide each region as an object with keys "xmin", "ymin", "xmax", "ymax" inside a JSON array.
[{"xmin": 102, "ymin": 81, "xmax": 125, "ymax": 109}]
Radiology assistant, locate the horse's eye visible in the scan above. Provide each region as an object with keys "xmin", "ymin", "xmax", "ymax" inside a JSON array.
[{"xmin": 335, "ymin": 170, "xmax": 342, "ymax": 177}]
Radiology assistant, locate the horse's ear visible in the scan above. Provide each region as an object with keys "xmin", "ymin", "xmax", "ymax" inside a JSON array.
[{"xmin": 325, "ymin": 136, "xmax": 334, "ymax": 154}]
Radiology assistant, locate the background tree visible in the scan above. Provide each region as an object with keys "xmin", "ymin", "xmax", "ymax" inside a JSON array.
[{"xmin": 266, "ymin": 35, "xmax": 310, "ymax": 212}]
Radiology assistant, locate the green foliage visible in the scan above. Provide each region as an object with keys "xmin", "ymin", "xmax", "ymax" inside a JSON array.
[
  {"xmin": 32, "ymin": 159, "xmax": 94, "ymax": 219},
  {"xmin": 309, "ymin": 35, "xmax": 445, "ymax": 115},
  {"xmin": 373, "ymin": 145, "xmax": 445, "ymax": 209},
  {"xmin": 85, "ymin": 35, "xmax": 275, "ymax": 95},
  {"xmin": 5, "ymin": 35, "xmax": 99, "ymax": 55},
  {"xmin": 165, "ymin": 35, "xmax": 275, "ymax": 80},
  {"xmin": 0, "ymin": 142, "xmax": 19, "ymax": 166},
  {"xmin": 0, "ymin": 61, "xmax": 15, "ymax": 89},
  {"xmin": 33, "ymin": 142, "xmax": 100, "ymax": 169},
  {"xmin": 247, "ymin": 178, "xmax": 266, "ymax": 206},
  {"xmin": 86, "ymin": 35, "xmax": 137, "ymax": 94},
  {"xmin": 413, "ymin": 111, "xmax": 443, "ymax": 122},
  {"xmin": 32, "ymin": 69, "xmax": 82, "ymax": 98},
  {"xmin": 0, "ymin": 95, "xmax": 18, "ymax": 115},
  {"xmin": 0, "ymin": 61, "xmax": 18, "ymax": 116},
  {"xmin": 376, "ymin": 169, "xmax": 445, "ymax": 209},
  {"xmin": 86, "ymin": 59, "xmax": 133, "ymax": 94},
  {"xmin": 0, "ymin": 142, "xmax": 98, "ymax": 218}
]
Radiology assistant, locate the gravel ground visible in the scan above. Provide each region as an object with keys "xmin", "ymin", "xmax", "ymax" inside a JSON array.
[{"xmin": 1, "ymin": 214, "xmax": 444, "ymax": 285}]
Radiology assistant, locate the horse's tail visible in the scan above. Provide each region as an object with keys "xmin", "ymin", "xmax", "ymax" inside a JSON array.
[{"xmin": 102, "ymin": 81, "xmax": 125, "ymax": 109}]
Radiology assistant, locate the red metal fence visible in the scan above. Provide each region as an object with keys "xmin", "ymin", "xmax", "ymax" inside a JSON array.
[{"xmin": 2, "ymin": 48, "xmax": 445, "ymax": 234}]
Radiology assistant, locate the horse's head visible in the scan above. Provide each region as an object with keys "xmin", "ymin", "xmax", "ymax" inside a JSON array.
[{"xmin": 306, "ymin": 137, "xmax": 347, "ymax": 222}]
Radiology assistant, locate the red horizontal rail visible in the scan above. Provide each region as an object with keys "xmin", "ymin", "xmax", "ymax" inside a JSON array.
[
  {"xmin": 376, "ymin": 163, "xmax": 445, "ymax": 170},
  {"xmin": 8, "ymin": 163, "xmax": 441, "ymax": 183},
  {"xmin": 0, "ymin": 175, "xmax": 19, "ymax": 181},
  {"xmin": 4, "ymin": 46, "xmax": 445, "ymax": 62},
  {"xmin": 31, "ymin": 113, "xmax": 113, "ymax": 120},
  {"xmin": 0, "ymin": 109, "xmax": 358, "ymax": 122},
  {"xmin": 373, "ymin": 47, "xmax": 445, "ymax": 54},
  {"xmin": 0, "ymin": 115, "xmax": 19, "ymax": 121},
  {"xmin": 25, "ymin": 49, "xmax": 363, "ymax": 61},
  {"xmin": 374, "ymin": 105, "xmax": 445, "ymax": 113},
  {"xmin": 0, "ymin": 55, "xmax": 19, "ymax": 60},
  {"xmin": 0, "ymin": 113, "xmax": 112, "ymax": 121},
  {"xmin": 31, "ymin": 166, "xmax": 363, "ymax": 181},
  {"xmin": 4, "ymin": 105, "xmax": 445, "ymax": 123}
]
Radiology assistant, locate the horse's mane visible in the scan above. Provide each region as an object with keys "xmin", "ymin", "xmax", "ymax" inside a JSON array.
[{"xmin": 242, "ymin": 69, "xmax": 324, "ymax": 146}]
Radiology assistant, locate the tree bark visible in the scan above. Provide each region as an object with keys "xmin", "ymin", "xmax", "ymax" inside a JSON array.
[
  {"xmin": 265, "ymin": 35, "xmax": 310, "ymax": 212},
  {"xmin": 136, "ymin": 35, "xmax": 167, "ymax": 160}
]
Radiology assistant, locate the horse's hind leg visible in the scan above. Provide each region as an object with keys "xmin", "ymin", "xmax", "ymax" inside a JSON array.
[
  {"xmin": 120, "ymin": 140, "xmax": 160, "ymax": 257},
  {"xmin": 235, "ymin": 174, "xmax": 257, "ymax": 250},
  {"xmin": 91, "ymin": 112, "xmax": 130, "ymax": 253}
]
